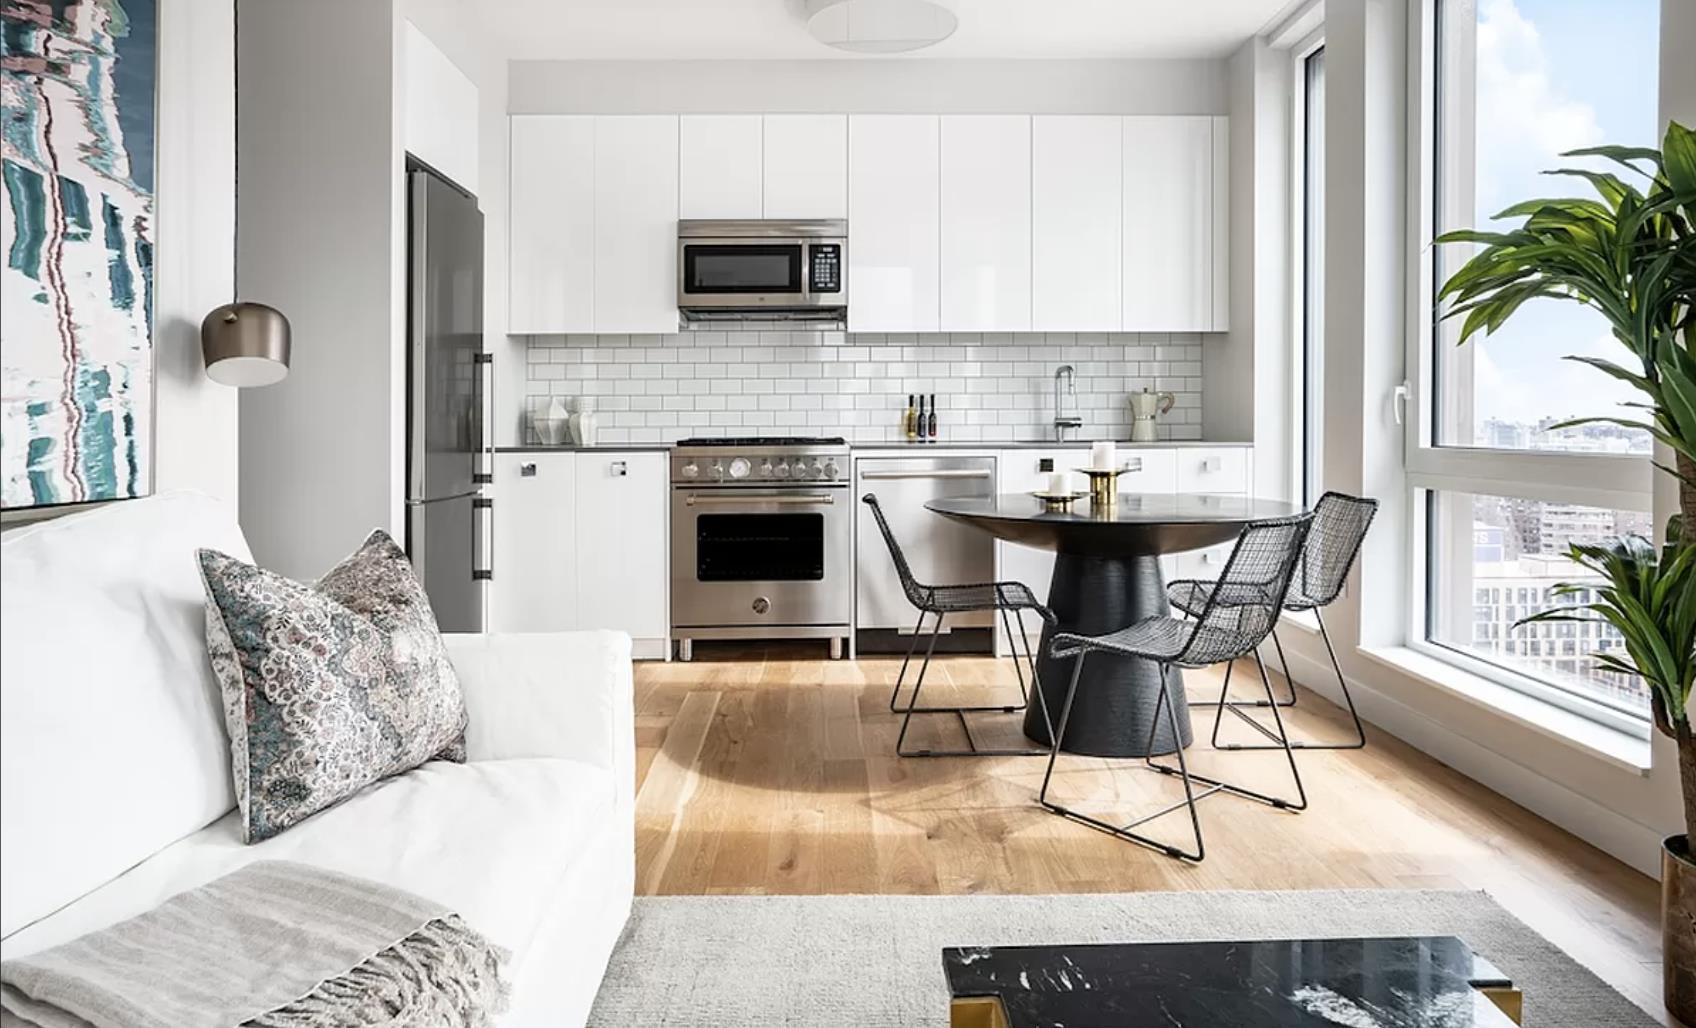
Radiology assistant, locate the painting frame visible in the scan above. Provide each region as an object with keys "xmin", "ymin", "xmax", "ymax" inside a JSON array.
[{"xmin": 1, "ymin": 0, "xmax": 160, "ymax": 512}]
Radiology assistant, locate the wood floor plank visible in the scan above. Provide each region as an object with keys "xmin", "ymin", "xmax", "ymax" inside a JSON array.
[{"xmin": 631, "ymin": 643, "xmax": 1669, "ymax": 1023}]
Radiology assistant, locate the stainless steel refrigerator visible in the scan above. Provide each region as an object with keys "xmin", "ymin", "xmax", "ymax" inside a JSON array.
[{"xmin": 405, "ymin": 165, "xmax": 489, "ymax": 633}]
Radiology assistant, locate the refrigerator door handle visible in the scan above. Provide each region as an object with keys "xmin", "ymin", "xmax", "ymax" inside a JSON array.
[
  {"xmin": 474, "ymin": 352, "xmax": 494, "ymax": 485},
  {"xmin": 473, "ymin": 496, "xmax": 493, "ymax": 581}
]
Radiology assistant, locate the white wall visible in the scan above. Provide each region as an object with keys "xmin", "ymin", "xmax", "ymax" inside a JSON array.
[
  {"xmin": 152, "ymin": 0, "xmax": 238, "ymax": 507},
  {"xmin": 237, "ymin": 0, "xmax": 401, "ymax": 580},
  {"xmin": 509, "ymin": 59, "xmax": 1229, "ymax": 116}
]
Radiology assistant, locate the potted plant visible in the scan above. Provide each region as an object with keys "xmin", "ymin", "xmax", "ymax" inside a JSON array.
[{"xmin": 1436, "ymin": 120, "xmax": 1696, "ymax": 1021}]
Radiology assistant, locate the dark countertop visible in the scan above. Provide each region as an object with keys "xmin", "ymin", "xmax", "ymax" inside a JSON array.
[{"xmin": 496, "ymin": 444, "xmax": 674, "ymax": 453}]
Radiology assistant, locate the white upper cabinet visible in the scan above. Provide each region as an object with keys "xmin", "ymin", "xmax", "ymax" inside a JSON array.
[
  {"xmin": 1122, "ymin": 116, "xmax": 1214, "ymax": 332},
  {"xmin": 763, "ymin": 115, "xmax": 848, "ymax": 219},
  {"xmin": 1032, "ymin": 116, "xmax": 1122, "ymax": 332},
  {"xmin": 848, "ymin": 115, "xmax": 940, "ymax": 333},
  {"xmin": 509, "ymin": 115, "xmax": 594, "ymax": 334},
  {"xmin": 403, "ymin": 23, "xmax": 479, "ymax": 196},
  {"xmin": 940, "ymin": 115, "xmax": 1031, "ymax": 333},
  {"xmin": 680, "ymin": 115, "xmax": 762, "ymax": 219},
  {"xmin": 593, "ymin": 115, "xmax": 680, "ymax": 334},
  {"xmin": 1210, "ymin": 116, "xmax": 1230, "ymax": 331}
]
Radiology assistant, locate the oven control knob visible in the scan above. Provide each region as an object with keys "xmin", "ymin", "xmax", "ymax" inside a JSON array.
[
  {"xmin": 710, "ymin": 461, "xmax": 726, "ymax": 481},
  {"xmin": 805, "ymin": 460, "xmax": 824, "ymax": 480},
  {"xmin": 772, "ymin": 461, "xmax": 792, "ymax": 479},
  {"xmin": 821, "ymin": 460, "xmax": 839, "ymax": 481},
  {"xmin": 728, "ymin": 457, "xmax": 751, "ymax": 480},
  {"xmin": 681, "ymin": 461, "xmax": 700, "ymax": 479},
  {"xmin": 758, "ymin": 460, "xmax": 774, "ymax": 479}
]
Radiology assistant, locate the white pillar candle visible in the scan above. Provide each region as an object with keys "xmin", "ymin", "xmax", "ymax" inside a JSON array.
[
  {"xmin": 1047, "ymin": 470, "xmax": 1072, "ymax": 495},
  {"xmin": 1090, "ymin": 440, "xmax": 1116, "ymax": 472}
]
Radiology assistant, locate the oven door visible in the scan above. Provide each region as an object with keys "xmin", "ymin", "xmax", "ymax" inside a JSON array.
[
  {"xmin": 678, "ymin": 242, "xmax": 806, "ymax": 309},
  {"xmin": 671, "ymin": 487, "xmax": 851, "ymax": 628}
]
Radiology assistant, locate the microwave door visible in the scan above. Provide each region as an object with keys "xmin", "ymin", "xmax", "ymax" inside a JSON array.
[{"xmin": 682, "ymin": 243, "xmax": 804, "ymax": 305}]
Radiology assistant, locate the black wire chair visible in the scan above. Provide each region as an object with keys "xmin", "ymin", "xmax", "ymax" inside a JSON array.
[
  {"xmin": 1038, "ymin": 512, "xmax": 1315, "ymax": 862},
  {"xmin": 1168, "ymin": 491, "xmax": 1379, "ymax": 751},
  {"xmin": 861, "ymin": 494, "xmax": 1055, "ymax": 758}
]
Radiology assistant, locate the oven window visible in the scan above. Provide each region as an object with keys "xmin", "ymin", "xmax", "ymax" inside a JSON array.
[
  {"xmin": 683, "ymin": 245, "xmax": 803, "ymax": 294},
  {"xmin": 697, "ymin": 513, "xmax": 824, "ymax": 581}
]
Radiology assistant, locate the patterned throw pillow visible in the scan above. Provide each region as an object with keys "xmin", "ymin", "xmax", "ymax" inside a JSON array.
[{"xmin": 198, "ymin": 530, "xmax": 468, "ymax": 843}]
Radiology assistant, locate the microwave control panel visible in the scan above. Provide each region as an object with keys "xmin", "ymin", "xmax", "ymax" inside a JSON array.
[{"xmin": 808, "ymin": 244, "xmax": 842, "ymax": 294}]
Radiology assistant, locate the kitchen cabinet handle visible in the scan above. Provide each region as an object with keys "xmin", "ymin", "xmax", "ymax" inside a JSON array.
[
  {"xmin": 860, "ymin": 469, "xmax": 994, "ymax": 481},
  {"xmin": 610, "ymin": 460, "xmax": 627, "ymax": 477},
  {"xmin": 519, "ymin": 462, "xmax": 538, "ymax": 478},
  {"xmin": 684, "ymin": 494, "xmax": 836, "ymax": 506}
]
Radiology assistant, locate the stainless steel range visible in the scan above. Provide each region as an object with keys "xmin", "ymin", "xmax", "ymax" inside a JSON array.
[{"xmin": 670, "ymin": 437, "xmax": 852, "ymax": 661}]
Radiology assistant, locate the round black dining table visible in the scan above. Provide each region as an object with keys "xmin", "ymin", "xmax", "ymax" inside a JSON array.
[{"xmin": 925, "ymin": 492, "xmax": 1302, "ymax": 758}]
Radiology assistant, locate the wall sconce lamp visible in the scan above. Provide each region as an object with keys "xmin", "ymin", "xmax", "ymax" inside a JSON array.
[{"xmin": 200, "ymin": 302, "xmax": 291, "ymax": 387}]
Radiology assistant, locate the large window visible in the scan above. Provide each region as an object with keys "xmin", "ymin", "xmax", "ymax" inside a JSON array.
[{"xmin": 1414, "ymin": 0, "xmax": 1658, "ymax": 731}]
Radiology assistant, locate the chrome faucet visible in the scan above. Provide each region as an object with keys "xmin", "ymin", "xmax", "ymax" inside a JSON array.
[{"xmin": 1053, "ymin": 365, "xmax": 1082, "ymax": 441}]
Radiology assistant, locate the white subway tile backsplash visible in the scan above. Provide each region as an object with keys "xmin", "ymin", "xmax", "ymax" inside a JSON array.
[{"xmin": 521, "ymin": 329, "xmax": 1207, "ymax": 444}]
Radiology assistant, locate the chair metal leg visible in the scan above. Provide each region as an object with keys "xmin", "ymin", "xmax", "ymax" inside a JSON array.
[
  {"xmin": 1038, "ymin": 655, "xmax": 1211, "ymax": 862},
  {"xmin": 895, "ymin": 607, "xmax": 1049, "ymax": 759},
  {"xmin": 1147, "ymin": 653, "xmax": 1308, "ymax": 812},
  {"xmin": 888, "ymin": 608, "xmax": 931, "ymax": 713},
  {"xmin": 1188, "ymin": 636, "xmax": 1297, "ymax": 709},
  {"xmin": 1211, "ymin": 616, "xmax": 1368, "ymax": 752}
]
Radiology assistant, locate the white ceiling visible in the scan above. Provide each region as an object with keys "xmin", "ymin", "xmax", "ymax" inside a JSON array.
[{"xmin": 487, "ymin": 0, "xmax": 1297, "ymax": 62}]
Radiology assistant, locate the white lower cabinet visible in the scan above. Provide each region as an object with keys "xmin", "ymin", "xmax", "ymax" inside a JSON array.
[{"xmin": 493, "ymin": 450, "xmax": 668, "ymax": 657}]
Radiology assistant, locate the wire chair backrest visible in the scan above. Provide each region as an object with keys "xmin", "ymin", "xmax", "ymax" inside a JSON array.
[
  {"xmin": 860, "ymin": 494, "xmax": 932, "ymax": 609},
  {"xmin": 1177, "ymin": 513, "xmax": 1315, "ymax": 666},
  {"xmin": 1291, "ymin": 492, "xmax": 1379, "ymax": 608}
]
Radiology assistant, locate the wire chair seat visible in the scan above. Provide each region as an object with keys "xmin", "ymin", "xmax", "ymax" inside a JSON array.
[
  {"xmin": 1050, "ymin": 616, "xmax": 1263, "ymax": 669},
  {"xmin": 916, "ymin": 580, "xmax": 1049, "ymax": 616},
  {"xmin": 1168, "ymin": 578, "xmax": 1319, "ymax": 616}
]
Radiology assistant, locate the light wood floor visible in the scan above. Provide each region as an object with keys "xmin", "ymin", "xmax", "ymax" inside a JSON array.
[{"xmin": 633, "ymin": 642, "xmax": 1669, "ymax": 1022}]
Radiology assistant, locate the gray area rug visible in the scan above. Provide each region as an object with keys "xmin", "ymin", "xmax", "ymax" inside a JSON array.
[{"xmin": 587, "ymin": 890, "xmax": 1657, "ymax": 1026}]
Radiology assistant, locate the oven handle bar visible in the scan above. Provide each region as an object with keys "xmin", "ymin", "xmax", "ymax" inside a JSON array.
[
  {"xmin": 684, "ymin": 494, "xmax": 836, "ymax": 506},
  {"xmin": 859, "ymin": 469, "xmax": 994, "ymax": 481}
]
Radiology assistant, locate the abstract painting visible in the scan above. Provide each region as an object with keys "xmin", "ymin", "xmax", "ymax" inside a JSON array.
[{"xmin": 1, "ymin": 0, "xmax": 156, "ymax": 509}]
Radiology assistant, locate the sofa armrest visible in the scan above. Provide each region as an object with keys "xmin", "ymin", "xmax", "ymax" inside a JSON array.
[{"xmin": 443, "ymin": 631, "xmax": 636, "ymax": 811}]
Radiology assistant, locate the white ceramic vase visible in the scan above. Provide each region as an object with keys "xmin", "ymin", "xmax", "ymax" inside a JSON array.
[
  {"xmin": 569, "ymin": 397, "xmax": 598, "ymax": 447},
  {"xmin": 536, "ymin": 397, "xmax": 571, "ymax": 445}
]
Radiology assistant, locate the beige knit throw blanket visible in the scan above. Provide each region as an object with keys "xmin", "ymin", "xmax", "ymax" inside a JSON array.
[{"xmin": 0, "ymin": 861, "xmax": 508, "ymax": 1028}]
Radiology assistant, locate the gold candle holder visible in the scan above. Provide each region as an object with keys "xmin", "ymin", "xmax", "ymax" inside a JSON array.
[{"xmin": 1077, "ymin": 468, "xmax": 1124, "ymax": 508}]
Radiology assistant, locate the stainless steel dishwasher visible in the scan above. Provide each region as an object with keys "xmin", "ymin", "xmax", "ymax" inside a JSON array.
[{"xmin": 854, "ymin": 454, "xmax": 997, "ymax": 653}]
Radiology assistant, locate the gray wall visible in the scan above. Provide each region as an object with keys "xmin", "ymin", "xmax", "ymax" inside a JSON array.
[{"xmin": 237, "ymin": 0, "xmax": 402, "ymax": 580}]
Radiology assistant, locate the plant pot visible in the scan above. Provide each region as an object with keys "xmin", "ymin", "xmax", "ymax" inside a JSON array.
[{"xmin": 1668, "ymin": 835, "xmax": 1696, "ymax": 1025}]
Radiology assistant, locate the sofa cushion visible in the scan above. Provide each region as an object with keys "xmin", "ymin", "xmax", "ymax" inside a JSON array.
[
  {"xmin": 199, "ymin": 530, "xmax": 468, "ymax": 843},
  {"xmin": 0, "ymin": 758, "xmax": 617, "ymax": 970},
  {"xmin": 0, "ymin": 492, "xmax": 252, "ymax": 939}
]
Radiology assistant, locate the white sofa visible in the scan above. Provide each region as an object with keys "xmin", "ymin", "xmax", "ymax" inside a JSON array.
[{"xmin": 0, "ymin": 493, "xmax": 635, "ymax": 1027}]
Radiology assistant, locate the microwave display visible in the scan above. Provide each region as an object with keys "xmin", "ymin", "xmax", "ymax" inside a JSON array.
[{"xmin": 683, "ymin": 244, "xmax": 802, "ymax": 295}]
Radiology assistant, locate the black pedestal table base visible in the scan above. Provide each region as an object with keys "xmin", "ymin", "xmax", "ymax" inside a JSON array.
[{"xmin": 1022, "ymin": 552, "xmax": 1193, "ymax": 757}]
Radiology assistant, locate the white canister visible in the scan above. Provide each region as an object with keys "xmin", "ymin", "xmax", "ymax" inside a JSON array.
[{"xmin": 569, "ymin": 397, "xmax": 598, "ymax": 447}]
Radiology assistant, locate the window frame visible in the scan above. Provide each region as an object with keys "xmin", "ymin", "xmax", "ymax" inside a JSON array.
[
  {"xmin": 1292, "ymin": 30, "xmax": 1327, "ymax": 508},
  {"xmin": 1403, "ymin": 0, "xmax": 1654, "ymax": 739}
]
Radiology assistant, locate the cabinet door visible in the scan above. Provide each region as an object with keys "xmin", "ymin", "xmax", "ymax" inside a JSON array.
[
  {"xmin": 1122, "ymin": 116, "xmax": 1213, "ymax": 332},
  {"xmin": 1175, "ymin": 446, "xmax": 1250, "ymax": 493},
  {"xmin": 1117, "ymin": 448, "xmax": 1178, "ymax": 494},
  {"xmin": 680, "ymin": 115, "xmax": 762, "ymax": 219},
  {"xmin": 941, "ymin": 115, "xmax": 1031, "ymax": 332},
  {"xmin": 593, "ymin": 116, "xmax": 679, "ymax": 333},
  {"xmin": 509, "ymin": 116, "xmax": 593, "ymax": 334},
  {"xmin": 763, "ymin": 115, "xmax": 847, "ymax": 218},
  {"xmin": 1032, "ymin": 116, "xmax": 1121, "ymax": 332},
  {"xmin": 492, "ymin": 453, "xmax": 578, "ymax": 632},
  {"xmin": 848, "ymin": 115, "xmax": 940, "ymax": 333},
  {"xmin": 574, "ymin": 452, "xmax": 668, "ymax": 643},
  {"xmin": 1210, "ymin": 117, "xmax": 1230, "ymax": 331}
]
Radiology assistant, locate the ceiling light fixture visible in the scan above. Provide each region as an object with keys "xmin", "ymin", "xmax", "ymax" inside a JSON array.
[{"xmin": 804, "ymin": 0, "xmax": 958, "ymax": 54}]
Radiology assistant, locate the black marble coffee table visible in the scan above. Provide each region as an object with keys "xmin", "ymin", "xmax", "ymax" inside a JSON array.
[{"xmin": 943, "ymin": 936, "xmax": 1522, "ymax": 1028}]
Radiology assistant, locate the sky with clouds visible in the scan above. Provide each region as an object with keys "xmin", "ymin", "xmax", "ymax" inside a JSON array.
[{"xmin": 1447, "ymin": 0, "xmax": 1660, "ymax": 441}]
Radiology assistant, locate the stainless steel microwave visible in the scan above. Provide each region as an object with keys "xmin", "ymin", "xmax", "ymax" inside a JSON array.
[{"xmin": 677, "ymin": 219, "xmax": 847, "ymax": 322}]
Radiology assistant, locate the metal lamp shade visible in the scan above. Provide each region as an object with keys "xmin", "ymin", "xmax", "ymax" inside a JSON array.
[{"xmin": 201, "ymin": 302, "xmax": 291, "ymax": 387}]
